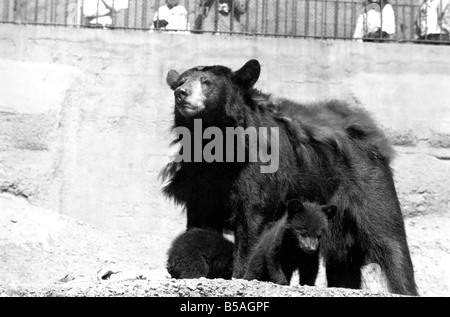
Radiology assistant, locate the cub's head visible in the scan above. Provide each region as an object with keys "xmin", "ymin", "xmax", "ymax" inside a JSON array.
[
  {"xmin": 166, "ymin": 59, "xmax": 261, "ymax": 123},
  {"xmin": 286, "ymin": 199, "xmax": 337, "ymax": 253}
]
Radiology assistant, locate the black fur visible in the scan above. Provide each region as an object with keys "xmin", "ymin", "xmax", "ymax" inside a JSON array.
[
  {"xmin": 162, "ymin": 60, "xmax": 418, "ymax": 295},
  {"xmin": 244, "ymin": 200, "xmax": 336, "ymax": 286},
  {"xmin": 166, "ymin": 228, "xmax": 234, "ymax": 279}
]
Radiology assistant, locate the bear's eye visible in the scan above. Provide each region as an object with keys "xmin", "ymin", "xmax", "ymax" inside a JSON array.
[
  {"xmin": 201, "ymin": 78, "xmax": 212, "ymax": 86},
  {"xmin": 178, "ymin": 78, "xmax": 187, "ymax": 86}
]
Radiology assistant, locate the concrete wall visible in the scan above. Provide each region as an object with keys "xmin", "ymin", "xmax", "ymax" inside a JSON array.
[{"xmin": 1, "ymin": 24, "xmax": 449, "ymax": 238}]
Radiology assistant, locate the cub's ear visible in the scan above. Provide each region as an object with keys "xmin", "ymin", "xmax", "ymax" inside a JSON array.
[
  {"xmin": 286, "ymin": 199, "xmax": 304, "ymax": 218},
  {"xmin": 233, "ymin": 59, "xmax": 261, "ymax": 90},
  {"xmin": 322, "ymin": 205, "xmax": 338, "ymax": 220},
  {"xmin": 166, "ymin": 69, "xmax": 180, "ymax": 90}
]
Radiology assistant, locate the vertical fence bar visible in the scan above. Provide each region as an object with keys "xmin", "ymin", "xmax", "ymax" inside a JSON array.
[
  {"xmin": 284, "ymin": 0, "xmax": 287, "ymax": 35},
  {"xmin": 292, "ymin": 0, "xmax": 297, "ymax": 36},
  {"xmin": 261, "ymin": 0, "xmax": 265, "ymax": 34},
  {"xmin": 13, "ymin": 0, "xmax": 16, "ymax": 21},
  {"xmin": 54, "ymin": 0, "xmax": 58, "ymax": 24},
  {"xmin": 65, "ymin": 0, "xmax": 69, "ymax": 25},
  {"xmin": 35, "ymin": 0, "xmax": 40, "ymax": 23},
  {"xmin": 314, "ymin": 0, "xmax": 318, "ymax": 36},
  {"xmin": 24, "ymin": 0, "xmax": 29, "ymax": 22},
  {"xmin": 123, "ymin": 0, "xmax": 127, "ymax": 28},
  {"xmin": 142, "ymin": 0, "xmax": 147, "ymax": 29},
  {"xmin": 322, "ymin": 0, "xmax": 326, "ymax": 38},
  {"xmin": 80, "ymin": 0, "xmax": 84, "ymax": 26},
  {"xmin": 254, "ymin": 0, "xmax": 258, "ymax": 33},
  {"xmin": 343, "ymin": 1, "xmax": 347, "ymax": 37},
  {"xmin": 4, "ymin": 0, "xmax": 9, "ymax": 21},
  {"xmin": 363, "ymin": 0, "xmax": 367, "ymax": 39},
  {"xmin": 192, "ymin": 0, "xmax": 197, "ymax": 31},
  {"xmin": 96, "ymin": 0, "xmax": 100, "ymax": 25},
  {"xmin": 111, "ymin": 0, "xmax": 115, "ymax": 26},
  {"xmin": 75, "ymin": 0, "xmax": 82, "ymax": 26},
  {"xmin": 275, "ymin": 0, "xmax": 279, "ymax": 34},
  {"xmin": 50, "ymin": 0, "xmax": 53, "ymax": 24},
  {"xmin": 351, "ymin": 0, "xmax": 355, "ymax": 38},
  {"xmin": 44, "ymin": 0, "xmax": 48, "ymax": 23},
  {"xmin": 350, "ymin": 0, "xmax": 354, "ymax": 38},
  {"xmin": 393, "ymin": 0, "xmax": 398, "ymax": 38},
  {"xmin": 409, "ymin": 0, "xmax": 415, "ymax": 40},
  {"xmin": 406, "ymin": 2, "xmax": 410, "ymax": 39},
  {"xmin": 185, "ymin": 0, "xmax": 190, "ymax": 31},
  {"xmin": 201, "ymin": 0, "xmax": 205, "ymax": 32},
  {"xmin": 156, "ymin": 0, "xmax": 161, "ymax": 29},
  {"xmin": 214, "ymin": 0, "xmax": 218, "ymax": 32},
  {"xmin": 230, "ymin": 0, "xmax": 235, "ymax": 32},
  {"xmin": 22, "ymin": 0, "xmax": 28, "ymax": 22},
  {"xmin": 264, "ymin": 0, "xmax": 267, "ymax": 34},
  {"xmin": 3, "ymin": 0, "xmax": 8, "ymax": 21},
  {"xmin": 319, "ymin": 0, "xmax": 322, "ymax": 37},
  {"xmin": 402, "ymin": 1, "xmax": 406, "ymax": 39},
  {"xmin": 304, "ymin": 0, "xmax": 309, "ymax": 37},
  {"xmin": 134, "ymin": 0, "xmax": 138, "ymax": 28},
  {"xmin": 380, "ymin": 0, "xmax": 383, "ymax": 40},
  {"xmin": 334, "ymin": 0, "xmax": 338, "ymax": 37},
  {"xmin": 245, "ymin": 0, "xmax": 249, "ymax": 32},
  {"xmin": 195, "ymin": 0, "xmax": 201, "ymax": 31}
]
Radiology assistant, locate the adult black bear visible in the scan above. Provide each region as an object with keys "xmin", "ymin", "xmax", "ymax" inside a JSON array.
[
  {"xmin": 166, "ymin": 228, "xmax": 234, "ymax": 279},
  {"xmin": 244, "ymin": 199, "xmax": 337, "ymax": 286},
  {"xmin": 162, "ymin": 59, "xmax": 418, "ymax": 295}
]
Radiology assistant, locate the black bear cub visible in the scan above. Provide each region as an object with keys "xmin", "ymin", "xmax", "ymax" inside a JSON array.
[
  {"xmin": 244, "ymin": 200, "xmax": 337, "ymax": 286},
  {"xmin": 167, "ymin": 228, "xmax": 234, "ymax": 279}
]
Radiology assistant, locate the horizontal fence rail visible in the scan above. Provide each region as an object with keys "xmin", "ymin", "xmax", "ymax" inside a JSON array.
[{"xmin": 1, "ymin": 0, "xmax": 449, "ymax": 44}]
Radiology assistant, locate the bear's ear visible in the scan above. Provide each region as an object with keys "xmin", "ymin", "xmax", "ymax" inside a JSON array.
[
  {"xmin": 322, "ymin": 205, "xmax": 338, "ymax": 220},
  {"xmin": 166, "ymin": 69, "xmax": 180, "ymax": 90},
  {"xmin": 286, "ymin": 199, "xmax": 304, "ymax": 218},
  {"xmin": 233, "ymin": 59, "xmax": 261, "ymax": 90}
]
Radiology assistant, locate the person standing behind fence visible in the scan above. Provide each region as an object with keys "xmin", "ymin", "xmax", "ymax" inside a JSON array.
[
  {"xmin": 353, "ymin": 0, "xmax": 396, "ymax": 41},
  {"xmin": 415, "ymin": 0, "xmax": 450, "ymax": 42},
  {"xmin": 196, "ymin": 0, "xmax": 247, "ymax": 33},
  {"xmin": 83, "ymin": 0, "xmax": 128, "ymax": 27},
  {"xmin": 152, "ymin": 0, "xmax": 189, "ymax": 31}
]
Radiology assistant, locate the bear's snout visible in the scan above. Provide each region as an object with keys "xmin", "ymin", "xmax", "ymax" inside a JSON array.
[
  {"xmin": 175, "ymin": 87, "xmax": 189, "ymax": 103},
  {"xmin": 173, "ymin": 79, "xmax": 206, "ymax": 117},
  {"xmin": 299, "ymin": 237, "xmax": 319, "ymax": 253}
]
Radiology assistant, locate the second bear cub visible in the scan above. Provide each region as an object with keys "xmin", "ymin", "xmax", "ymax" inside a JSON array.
[{"xmin": 244, "ymin": 199, "xmax": 337, "ymax": 285}]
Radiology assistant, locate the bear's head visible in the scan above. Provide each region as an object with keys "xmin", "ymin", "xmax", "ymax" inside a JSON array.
[
  {"xmin": 166, "ymin": 59, "xmax": 261, "ymax": 125},
  {"xmin": 286, "ymin": 199, "xmax": 337, "ymax": 253}
]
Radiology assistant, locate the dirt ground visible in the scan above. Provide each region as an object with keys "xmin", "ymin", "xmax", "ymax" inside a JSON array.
[
  {"xmin": 1, "ymin": 277, "xmax": 404, "ymax": 297},
  {"xmin": 0, "ymin": 146, "xmax": 449, "ymax": 297}
]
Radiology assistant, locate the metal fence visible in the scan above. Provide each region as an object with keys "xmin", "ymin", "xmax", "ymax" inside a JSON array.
[{"xmin": 0, "ymin": 0, "xmax": 448, "ymax": 44}]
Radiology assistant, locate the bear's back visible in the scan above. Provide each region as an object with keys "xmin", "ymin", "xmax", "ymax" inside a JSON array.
[{"xmin": 270, "ymin": 97, "xmax": 395, "ymax": 164}]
